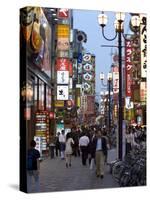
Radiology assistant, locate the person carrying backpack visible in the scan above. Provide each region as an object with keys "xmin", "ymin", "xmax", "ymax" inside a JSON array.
[{"xmin": 27, "ymin": 140, "xmax": 40, "ymax": 193}]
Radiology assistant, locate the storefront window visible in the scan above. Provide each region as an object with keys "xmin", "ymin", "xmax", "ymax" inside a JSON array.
[
  {"xmin": 46, "ymin": 86, "xmax": 52, "ymax": 110},
  {"xmin": 34, "ymin": 77, "xmax": 38, "ymax": 109},
  {"xmin": 39, "ymin": 79, "xmax": 45, "ymax": 110}
]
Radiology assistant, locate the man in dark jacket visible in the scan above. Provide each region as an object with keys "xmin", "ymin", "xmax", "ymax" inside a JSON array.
[
  {"xmin": 92, "ymin": 130, "xmax": 107, "ymax": 178},
  {"xmin": 27, "ymin": 140, "xmax": 40, "ymax": 192}
]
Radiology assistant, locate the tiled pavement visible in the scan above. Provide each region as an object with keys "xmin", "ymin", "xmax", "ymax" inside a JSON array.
[{"xmin": 32, "ymin": 148, "xmax": 119, "ymax": 193}]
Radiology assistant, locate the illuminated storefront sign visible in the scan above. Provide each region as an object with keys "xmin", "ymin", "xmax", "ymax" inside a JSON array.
[
  {"xmin": 56, "ymin": 58, "xmax": 70, "ymax": 71},
  {"xmin": 125, "ymin": 39, "xmax": 132, "ymax": 97},
  {"xmin": 55, "ymin": 100, "xmax": 64, "ymax": 107},
  {"xmin": 57, "ymin": 24, "xmax": 70, "ymax": 38},
  {"xmin": 57, "ymin": 85, "xmax": 69, "ymax": 100},
  {"xmin": 140, "ymin": 14, "xmax": 147, "ymax": 78},
  {"xmin": 57, "ymin": 71, "xmax": 69, "ymax": 84}
]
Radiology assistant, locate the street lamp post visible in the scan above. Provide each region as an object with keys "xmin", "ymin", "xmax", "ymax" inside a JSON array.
[
  {"xmin": 98, "ymin": 12, "xmax": 140, "ymax": 160},
  {"xmin": 100, "ymin": 72, "xmax": 112, "ymax": 134}
]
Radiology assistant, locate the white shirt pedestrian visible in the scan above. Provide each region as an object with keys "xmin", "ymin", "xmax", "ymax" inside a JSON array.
[{"xmin": 79, "ymin": 135, "xmax": 89, "ymax": 147}]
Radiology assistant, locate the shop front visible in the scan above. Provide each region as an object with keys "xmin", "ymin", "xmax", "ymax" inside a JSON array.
[{"xmin": 20, "ymin": 7, "xmax": 55, "ymax": 156}]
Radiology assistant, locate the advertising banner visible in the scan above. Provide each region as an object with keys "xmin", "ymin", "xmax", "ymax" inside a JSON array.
[
  {"xmin": 57, "ymin": 85, "xmax": 69, "ymax": 100},
  {"xmin": 125, "ymin": 39, "xmax": 132, "ymax": 97},
  {"xmin": 57, "ymin": 71, "xmax": 69, "ymax": 84}
]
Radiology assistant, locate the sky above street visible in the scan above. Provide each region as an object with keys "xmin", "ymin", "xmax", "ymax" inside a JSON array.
[{"xmin": 73, "ymin": 9, "xmax": 131, "ymax": 99}]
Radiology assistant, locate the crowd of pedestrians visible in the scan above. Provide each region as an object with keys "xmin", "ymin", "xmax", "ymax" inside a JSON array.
[
  {"xmin": 26, "ymin": 124, "xmax": 146, "ymax": 192},
  {"xmin": 125, "ymin": 125, "xmax": 146, "ymax": 155},
  {"xmin": 47, "ymin": 125, "xmax": 111, "ymax": 179}
]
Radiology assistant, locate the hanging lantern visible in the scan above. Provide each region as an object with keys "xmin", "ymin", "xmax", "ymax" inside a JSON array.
[{"xmin": 21, "ymin": 82, "xmax": 33, "ymax": 102}]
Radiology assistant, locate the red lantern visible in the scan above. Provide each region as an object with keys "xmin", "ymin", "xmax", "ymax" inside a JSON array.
[{"xmin": 49, "ymin": 112, "xmax": 55, "ymax": 119}]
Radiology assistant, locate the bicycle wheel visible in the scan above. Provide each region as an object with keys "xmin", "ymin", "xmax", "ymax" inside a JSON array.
[
  {"xmin": 112, "ymin": 161, "xmax": 124, "ymax": 182},
  {"xmin": 119, "ymin": 173, "xmax": 130, "ymax": 187}
]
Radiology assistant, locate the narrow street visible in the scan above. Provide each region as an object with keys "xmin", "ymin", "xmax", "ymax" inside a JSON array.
[
  {"xmin": 19, "ymin": 6, "xmax": 147, "ymax": 194},
  {"xmin": 32, "ymin": 149, "xmax": 119, "ymax": 193}
]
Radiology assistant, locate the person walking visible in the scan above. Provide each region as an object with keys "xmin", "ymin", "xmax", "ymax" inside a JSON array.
[
  {"xmin": 125, "ymin": 127, "xmax": 133, "ymax": 155},
  {"xmin": 93, "ymin": 130, "xmax": 107, "ymax": 178},
  {"xmin": 65, "ymin": 132, "xmax": 74, "ymax": 168},
  {"xmin": 88, "ymin": 129, "xmax": 96, "ymax": 169},
  {"xmin": 49, "ymin": 136, "xmax": 55, "ymax": 159},
  {"xmin": 55, "ymin": 132, "xmax": 60, "ymax": 157},
  {"xmin": 27, "ymin": 140, "xmax": 40, "ymax": 193},
  {"xmin": 102, "ymin": 129, "xmax": 110, "ymax": 164},
  {"xmin": 79, "ymin": 131, "xmax": 90, "ymax": 166},
  {"xmin": 59, "ymin": 130, "xmax": 66, "ymax": 159}
]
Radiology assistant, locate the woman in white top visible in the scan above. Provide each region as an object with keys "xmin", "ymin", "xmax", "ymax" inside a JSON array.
[{"xmin": 65, "ymin": 132, "xmax": 74, "ymax": 168}]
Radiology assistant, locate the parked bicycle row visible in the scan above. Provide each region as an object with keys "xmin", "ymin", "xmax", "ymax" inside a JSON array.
[{"xmin": 110, "ymin": 143, "xmax": 146, "ymax": 187}]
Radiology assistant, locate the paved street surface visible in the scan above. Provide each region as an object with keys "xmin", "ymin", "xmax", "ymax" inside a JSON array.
[{"xmin": 32, "ymin": 148, "xmax": 119, "ymax": 193}]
